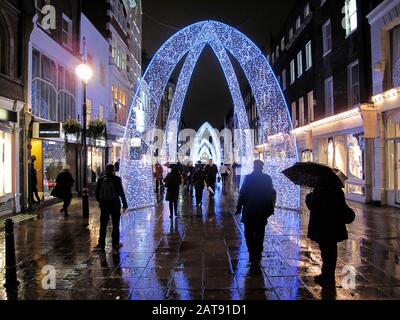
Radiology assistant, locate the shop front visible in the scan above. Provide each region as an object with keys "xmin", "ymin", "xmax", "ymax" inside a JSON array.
[
  {"xmin": 384, "ymin": 110, "xmax": 400, "ymax": 206},
  {"xmin": 31, "ymin": 122, "xmax": 78, "ymax": 202},
  {"xmin": 0, "ymin": 100, "xmax": 22, "ymax": 216}
]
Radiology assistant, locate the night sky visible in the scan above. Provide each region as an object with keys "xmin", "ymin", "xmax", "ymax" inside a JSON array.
[{"xmin": 142, "ymin": 0, "xmax": 296, "ymax": 130}]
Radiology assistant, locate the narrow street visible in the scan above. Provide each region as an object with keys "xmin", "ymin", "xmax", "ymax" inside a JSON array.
[{"xmin": 1, "ymin": 181, "xmax": 400, "ymax": 300}]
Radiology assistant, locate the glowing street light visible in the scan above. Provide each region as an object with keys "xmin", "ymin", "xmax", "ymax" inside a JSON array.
[
  {"xmin": 76, "ymin": 61, "xmax": 93, "ymax": 220},
  {"xmin": 76, "ymin": 63, "xmax": 93, "ymax": 83}
]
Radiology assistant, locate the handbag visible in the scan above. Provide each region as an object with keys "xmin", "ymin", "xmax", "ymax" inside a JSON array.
[{"xmin": 343, "ymin": 205, "xmax": 355, "ymax": 224}]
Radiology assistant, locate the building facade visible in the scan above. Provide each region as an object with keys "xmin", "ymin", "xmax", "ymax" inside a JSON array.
[
  {"xmin": 80, "ymin": 14, "xmax": 111, "ymax": 182},
  {"xmin": 27, "ymin": 0, "xmax": 83, "ymax": 208},
  {"xmin": 266, "ymin": 0, "xmax": 382, "ymax": 203},
  {"xmin": 83, "ymin": 0, "xmax": 142, "ymax": 166},
  {"xmin": 0, "ymin": 0, "xmax": 34, "ymax": 215},
  {"xmin": 368, "ymin": 0, "xmax": 400, "ymax": 207}
]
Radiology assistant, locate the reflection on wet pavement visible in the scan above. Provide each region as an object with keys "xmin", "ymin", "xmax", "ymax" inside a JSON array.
[{"xmin": 1, "ymin": 181, "xmax": 400, "ymax": 300}]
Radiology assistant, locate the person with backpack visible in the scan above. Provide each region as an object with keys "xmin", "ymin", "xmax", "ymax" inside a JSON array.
[
  {"xmin": 235, "ymin": 160, "xmax": 276, "ymax": 263},
  {"xmin": 94, "ymin": 164, "xmax": 128, "ymax": 254}
]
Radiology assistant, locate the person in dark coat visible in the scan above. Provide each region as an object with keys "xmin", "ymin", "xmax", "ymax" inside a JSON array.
[
  {"xmin": 31, "ymin": 155, "xmax": 41, "ymax": 204},
  {"xmin": 192, "ymin": 162, "xmax": 206, "ymax": 207},
  {"xmin": 305, "ymin": 186, "xmax": 349, "ymax": 286},
  {"xmin": 204, "ymin": 159, "xmax": 218, "ymax": 197},
  {"xmin": 164, "ymin": 164, "xmax": 182, "ymax": 218},
  {"xmin": 52, "ymin": 165, "xmax": 74, "ymax": 217},
  {"xmin": 184, "ymin": 161, "xmax": 195, "ymax": 196},
  {"xmin": 236, "ymin": 160, "xmax": 276, "ymax": 263},
  {"xmin": 95, "ymin": 164, "xmax": 128, "ymax": 254}
]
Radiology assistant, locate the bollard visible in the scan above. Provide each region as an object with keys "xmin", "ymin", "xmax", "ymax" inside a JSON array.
[{"xmin": 4, "ymin": 219, "xmax": 19, "ymax": 290}]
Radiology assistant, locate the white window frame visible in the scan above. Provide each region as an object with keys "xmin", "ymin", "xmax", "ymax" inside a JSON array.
[
  {"xmin": 299, "ymin": 97, "xmax": 305, "ymax": 127},
  {"xmin": 322, "ymin": 19, "xmax": 332, "ymax": 56},
  {"xmin": 325, "ymin": 76, "xmax": 334, "ymax": 116},
  {"xmin": 281, "ymin": 37, "xmax": 285, "ymax": 51},
  {"xmin": 296, "ymin": 16, "xmax": 301, "ymax": 30},
  {"xmin": 292, "ymin": 102, "xmax": 297, "ymax": 128},
  {"xmin": 62, "ymin": 14, "xmax": 73, "ymax": 49},
  {"xmin": 348, "ymin": 60, "xmax": 360, "ymax": 108},
  {"xmin": 282, "ymin": 69, "xmax": 287, "ymax": 90},
  {"xmin": 305, "ymin": 41, "xmax": 312, "ymax": 70},
  {"xmin": 304, "ymin": 3, "xmax": 310, "ymax": 17},
  {"xmin": 297, "ymin": 51, "xmax": 303, "ymax": 78},
  {"xmin": 308, "ymin": 91, "xmax": 314, "ymax": 123},
  {"xmin": 290, "ymin": 60, "xmax": 296, "ymax": 84},
  {"xmin": 345, "ymin": 0, "xmax": 358, "ymax": 37}
]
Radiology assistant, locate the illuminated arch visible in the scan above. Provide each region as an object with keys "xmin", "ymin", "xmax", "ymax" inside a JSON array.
[
  {"xmin": 121, "ymin": 20, "xmax": 299, "ymax": 210},
  {"xmin": 191, "ymin": 123, "xmax": 222, "ymax": 166},
  {"xmin": 194, "ymin": 139, "xmax": 219, "ymax": 166}
]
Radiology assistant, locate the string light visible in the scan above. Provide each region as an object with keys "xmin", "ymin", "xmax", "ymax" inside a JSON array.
[
  {"xmin": 121, "ymin": 20, "xmax": 299, "ymax": 210},
  {"xmin": 190, "ymin": 122, "xmax": 222, "ymax": 166}
]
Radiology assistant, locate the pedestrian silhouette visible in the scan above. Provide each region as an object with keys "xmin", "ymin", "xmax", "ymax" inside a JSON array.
[
  {"xmin": 236, "ymin": 160, "xmax": 276, "ymax": 263},
  {"xmin": 305, "ymin": 186, "xmax": 354, "ymax": 286},
  {"xmin": 192, "ymin": 162, "xmax": 206, "ymax": 207},
  {"xmin": 204, "ymin": 159, "xmax": 218, "ymax": 198},
  {"xmin": 164, "ymin": 164, "xmax": 182, "ymax": 218},
  {"xmin": 31, "ymin": 155, "xmax": 41, "ymax": 204},
  {"xmin": 95, "ymin": 164, "xmax": 128, "ymax": 254},
  {"xmin": 51, "ymin": 164, "xmax": 74, "ymax": 217}
]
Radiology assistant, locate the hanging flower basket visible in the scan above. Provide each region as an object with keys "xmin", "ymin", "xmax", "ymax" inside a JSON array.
[
  {"xmin": 62, "ymin": 118, "xmax": 82, "ymax": 144},
  {"xmin": 87, "ymin": 118, "xmax": 107, "ymax": 148}
]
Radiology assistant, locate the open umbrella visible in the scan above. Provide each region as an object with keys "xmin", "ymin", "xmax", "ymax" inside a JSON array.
[{"xmin": 282, "ymin": 162, "xmax": 347, "ymax": 188}]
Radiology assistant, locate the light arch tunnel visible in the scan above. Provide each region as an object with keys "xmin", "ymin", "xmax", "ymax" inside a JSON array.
[{"xmin": 121, "ymin": 20, "xmax": 299, "ymax": 210}]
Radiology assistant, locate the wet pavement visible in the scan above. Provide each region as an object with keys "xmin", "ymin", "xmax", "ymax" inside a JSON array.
[{"xmin": 1, "ymin": 180, "xmax": 400, "ymax": 300}]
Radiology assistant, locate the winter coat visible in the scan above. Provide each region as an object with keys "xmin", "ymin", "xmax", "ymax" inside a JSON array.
[
  {"xmin": 305, "ymin": 187, "xmax": 349, "ymax": 244},
  {"xmin": 192, "ymin": 168, "xmax": 206, "ymax": 191},
  {"xmin": 51, "ymin": 171, "xmax": 74, "ymax": 199},
  {"xmin": 204, "ymin": 164, "xmax": 218, "ymax": 184},
  {"xmin": 95, "ymin": 174, "xmax": 128, "ymax": 209},
  {"xmin": 164, "ymin": 171, "xmax": 181, "ymax": 202},
  {"xmin": 236, "ymin": 171, "xmax": 276, "ymax": 227}
]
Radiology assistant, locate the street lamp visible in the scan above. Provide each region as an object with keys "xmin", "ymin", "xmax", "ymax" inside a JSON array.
[{"xmin": 76, "ymin": 62, "xmax": 93, "ymax": 219}]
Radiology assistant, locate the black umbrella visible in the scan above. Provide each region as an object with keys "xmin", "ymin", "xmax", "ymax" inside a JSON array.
[{"xmin": 282, "ymin": 162, "xmax": 347, "ymax": 188}]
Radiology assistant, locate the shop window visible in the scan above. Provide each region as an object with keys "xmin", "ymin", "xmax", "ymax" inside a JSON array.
[
  {"xmin": 388, "ymin": 140, "xmax": 395, "ymax": 190},
  {"xmin": 43, "ymin": 141, "xmax": 66, "ymax": 200},
  {"xmin": 347, "ymin": 134, "xmax": 364, "ymax": 180},
  {"xmin": 0, "ymin": 131, "xmax": 12, "ymax": 196}
]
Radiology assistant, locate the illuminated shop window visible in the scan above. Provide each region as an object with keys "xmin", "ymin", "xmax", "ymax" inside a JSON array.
[{"xmin": 0, "ymin": 131, "xmax": 12, "ymax": 196}]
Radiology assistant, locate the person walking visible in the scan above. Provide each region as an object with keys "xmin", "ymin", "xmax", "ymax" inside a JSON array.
[
  {"xmin": 185, "ymin": 161, "xmax": 195, "ymax": 196},
  {"xmin": 236, "ymin": 160, "xmax": 276, "ymax": 263},
  {"xmin": 164, "ymin": 164, "xmax": 182, "ymax": 218},
  {"xmin": 154, "ymin": 161, "xmax": 164, "ymax": 193},
  {"xmin": 204, "ymin": 159, "xmax": 218, "ymax": 198},
  {"xmin": 95, "ymin": 164, "xmax": 128, "ymax": 254},
  {"xmin": 114, "ymin": 159, "xmax": 121, "ymax": 175},
  {"xmin": 51, "ymin": 165, "xmax": 74, "ymax": 217},
  {"xmin": 31, "ymin": 155, "xmax": 41, "ymax": 204},
  {"xmin": 305, "ymin": 186, "xmax": 352, "ymax": 286},
  {"xmin": 192, "ymin": 162, "xmax": 206, "ymax": 207},
  {"xmin": 219, "ymin": 163, "xmax": 229, "ymax": 186}
]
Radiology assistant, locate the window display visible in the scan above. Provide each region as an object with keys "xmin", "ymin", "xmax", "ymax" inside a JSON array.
[
  {"xmin": 0, "ymin": 131, "xmax": 12, "ymax": 196},
  {"xmin": 347, "ymin": 134, "xmax": 364, "ymax": 180},
  {"xmin": 42, "ymin": 141, "xmax": 66, "ymax": 200}
]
